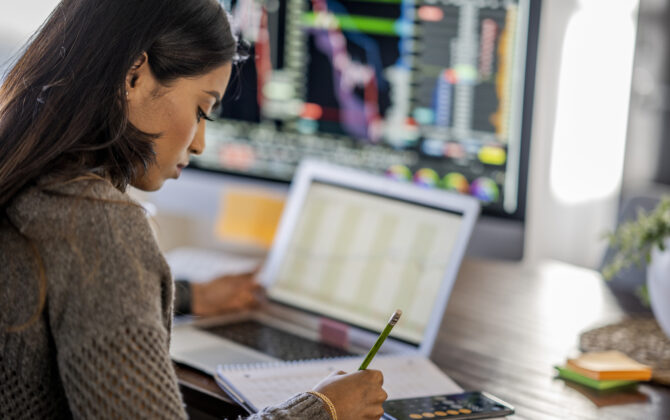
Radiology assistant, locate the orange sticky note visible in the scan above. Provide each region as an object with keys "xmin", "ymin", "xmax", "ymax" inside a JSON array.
[
  {"xmin": 566, "ymin": 351, "xmax": 652, "ymax": 381},
  {"xmin": 215, "ymin": 188, "xmax": 285, "ymax": 249}
]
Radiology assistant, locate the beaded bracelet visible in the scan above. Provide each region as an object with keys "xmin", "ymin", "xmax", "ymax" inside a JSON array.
[{"xmin": 307, "ymin": 391, "xmax": 338, "ymax": 420}]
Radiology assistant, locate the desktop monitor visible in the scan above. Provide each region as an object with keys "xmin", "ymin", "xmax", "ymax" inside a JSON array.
[{"xmin": 185, "ymin": 0, "xmax": 541, "ymax": 259}]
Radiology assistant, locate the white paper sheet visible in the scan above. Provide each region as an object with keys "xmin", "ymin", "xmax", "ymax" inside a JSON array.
[{"xmin": 217, "ymin": 355, "xmax": 462, "ymax": 411}]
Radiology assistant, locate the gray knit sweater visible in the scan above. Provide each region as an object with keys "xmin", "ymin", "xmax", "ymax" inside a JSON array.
[{"xmin": 0, "ymin": 177, "xmax": 330, "ymax": 420}]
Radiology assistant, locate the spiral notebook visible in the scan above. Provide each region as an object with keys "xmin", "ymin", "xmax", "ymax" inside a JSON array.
[{"xmin": 215, "ymin": 355, "xmax": 462, "ymax": 413}]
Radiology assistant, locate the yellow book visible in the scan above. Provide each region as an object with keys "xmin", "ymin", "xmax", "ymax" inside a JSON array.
[{"xmin": 566, "ymin": 351, "xmax": 652, "ymax": 381}]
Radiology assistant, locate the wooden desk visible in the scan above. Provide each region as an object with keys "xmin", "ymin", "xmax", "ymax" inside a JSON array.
[{"xmin": 176, "ymin": 258, "xmax": 670, "ymax": 419}]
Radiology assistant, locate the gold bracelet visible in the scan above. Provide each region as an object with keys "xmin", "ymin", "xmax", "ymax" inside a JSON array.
[{"xmin": 308, "ymin": 391, "xmax": 338, "ymax": 420}]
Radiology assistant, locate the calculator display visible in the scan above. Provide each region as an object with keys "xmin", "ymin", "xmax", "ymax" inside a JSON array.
[{"xmin": 382, "ymin": 391, "xmax": 514, "ymax": 420}]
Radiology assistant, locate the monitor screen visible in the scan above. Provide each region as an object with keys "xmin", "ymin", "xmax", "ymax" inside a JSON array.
[
  {"xmin": 266, "ymin": 181, "xmax": 466, "ymax": 344},
  {"xmin": 194, "ymin": 0, "xmax": 539, "ymax": 222}
]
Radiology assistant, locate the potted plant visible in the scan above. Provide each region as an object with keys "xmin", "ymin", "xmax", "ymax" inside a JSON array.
[{"xmin": 602, "ymin": 196, "xmax": 670, "ymax": 338}]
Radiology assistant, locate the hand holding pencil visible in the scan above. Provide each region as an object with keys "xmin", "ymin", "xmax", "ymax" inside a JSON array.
[{"xmin": 312, "ymin": 310, "xmax": 401, "ymax": 420}]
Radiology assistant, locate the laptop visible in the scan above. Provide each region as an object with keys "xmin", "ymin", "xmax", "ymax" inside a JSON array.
[{"xmin": 170, "ymin": 160, "xmax": 480, "ymax": 374}]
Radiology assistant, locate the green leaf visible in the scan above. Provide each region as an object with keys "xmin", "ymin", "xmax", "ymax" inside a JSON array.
[
  {"xmin": 635, "ymin": 284, "xmax": 650, "ymax": 308},
  {"xmin": 601, "ymin": 196, "xmax": 670, "ymax": 308}
]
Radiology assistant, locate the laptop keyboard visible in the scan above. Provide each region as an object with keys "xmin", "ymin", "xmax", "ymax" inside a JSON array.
[{"xmin": 201, "ymin": 320, "xmax": 356, "ymax": 361}]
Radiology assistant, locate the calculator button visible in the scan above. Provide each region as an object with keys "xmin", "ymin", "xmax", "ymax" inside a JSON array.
[
  {"xmin": 409, "ymin": 415, "xmax": 422, "ymax": 419},
  {"xmin": 459, "ymin": 409, "xmax": 472, "ymax": 414},
  {"xmin": 422, "ymin": 413, "xmax": 435, "ymax": 418},
  {"xmin": 447, "ymin": 410, "xmax": 459, "ymax": 415},
  {"xmin": 435, "ymin": 411, "xmax": 447, "ymax": 416}
]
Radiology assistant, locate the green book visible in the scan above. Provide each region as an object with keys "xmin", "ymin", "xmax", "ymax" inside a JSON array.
[{"xmin": 554, "ymin": 365, "xmax": 638, "ymax": 390}]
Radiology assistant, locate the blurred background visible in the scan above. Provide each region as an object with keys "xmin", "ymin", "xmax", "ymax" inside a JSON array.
[{"xmin": 1, "ymin": 0, "xmax": 669, "ymax": 271}]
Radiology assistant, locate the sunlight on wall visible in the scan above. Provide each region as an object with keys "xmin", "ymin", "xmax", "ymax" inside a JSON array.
[
  {"xmin": 0, "ymin": 1, "xmax": 61, "ymax": 76},
  {"xmin": 0, "ymin": 1, "xmax": 60, "ymax": 40},
  {"xmin": 549, "ymin": 0, "xmax": 638, "ymax": 205}
]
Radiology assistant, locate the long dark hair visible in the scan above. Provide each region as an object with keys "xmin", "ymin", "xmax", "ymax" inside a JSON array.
[
  {"xmin": 0, "ymin": 0, "xmax": 237, "ymax": 332},
  {"xmin": 0, "ymin": 0, "xmax": 237, "ymax": 209}
]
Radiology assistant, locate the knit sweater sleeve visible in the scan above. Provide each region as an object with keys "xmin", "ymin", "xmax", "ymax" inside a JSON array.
[
  {"xmin": 31, "ymin": 184, "xmax": 187, "ymax": 419},
  {"xmin": 249, "ymin": 393, "xmax": 332, "ymax": 420},
  {"xmin": 15, "ymin": 180, "xmax": 333, "ymax": 419}
]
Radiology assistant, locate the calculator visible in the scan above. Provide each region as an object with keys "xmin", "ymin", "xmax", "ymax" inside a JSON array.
[{"xmin": 382, "ymin": 391, "xmax": 514, "ymax": 420}]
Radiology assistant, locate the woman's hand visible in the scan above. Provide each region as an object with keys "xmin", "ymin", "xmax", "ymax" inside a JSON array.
[
  {"xmin": 313, "ymin": 369, "xmax": 387, "ymax": 420},
  {"xmin": 190, "ymin": 268, "xmax": 263, "ymax": 317}
]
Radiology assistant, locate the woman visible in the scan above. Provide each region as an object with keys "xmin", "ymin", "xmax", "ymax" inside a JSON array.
[{"xmin": 0, "ymin": 0, "xmax": 387, "ymax": 419}]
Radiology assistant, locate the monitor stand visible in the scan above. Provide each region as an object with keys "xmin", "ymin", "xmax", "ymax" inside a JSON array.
[{"xmin": 466, "ymin": 216, "xmax": 524, "ymax": 261}]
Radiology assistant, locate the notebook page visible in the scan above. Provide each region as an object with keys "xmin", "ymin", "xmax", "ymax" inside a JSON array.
[{"xmin": 217, "ymin": 355, "xmax": 462, "ymax": 410}]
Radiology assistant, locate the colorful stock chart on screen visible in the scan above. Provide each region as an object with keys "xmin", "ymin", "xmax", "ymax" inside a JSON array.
[{"xmin": 198, "ymin": 0, "xmax": 534, "ymax": 216}]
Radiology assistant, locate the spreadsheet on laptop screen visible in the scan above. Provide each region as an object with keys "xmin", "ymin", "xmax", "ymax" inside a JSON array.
[{"xmin": 267, "ymin": 182, "xmax": 465, "ymax": 344}]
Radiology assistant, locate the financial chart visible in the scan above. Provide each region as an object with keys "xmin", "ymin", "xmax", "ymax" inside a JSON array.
[{"xmin": 196, "ymin": 0, "xmax": 534, "ymax": 218}]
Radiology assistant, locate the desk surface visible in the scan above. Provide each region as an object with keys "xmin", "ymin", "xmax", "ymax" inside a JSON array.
[{"xmin": 176, "ymin": 258, "xmax": 670, "ymax": 420}]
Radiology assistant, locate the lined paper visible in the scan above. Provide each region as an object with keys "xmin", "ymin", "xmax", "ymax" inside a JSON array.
[{"xmin": 217, "ymin": 355, "xmax": 462, "ymax": 410}]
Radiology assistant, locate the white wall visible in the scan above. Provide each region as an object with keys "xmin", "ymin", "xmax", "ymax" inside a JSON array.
[
  {"xmin": 0, "ymin": 1, "xmax": 61, "ymax": 75},
  {"xmin": 525, "ymin": 0, "xmax": 639, "ymax": 268},
  {"xmin": 621, "ymin": 0, "xmax": 669, "ymax": 193}
]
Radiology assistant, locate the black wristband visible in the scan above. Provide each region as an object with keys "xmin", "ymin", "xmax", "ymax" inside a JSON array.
[{"xmin": 174, "ymin": 279, "xmax": 192, "ymax": 315}]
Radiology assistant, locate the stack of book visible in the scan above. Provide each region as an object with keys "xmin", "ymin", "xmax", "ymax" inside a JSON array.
[{"xmin": 555, "ymin": 350, "xmax": 652, "ymax": 390}]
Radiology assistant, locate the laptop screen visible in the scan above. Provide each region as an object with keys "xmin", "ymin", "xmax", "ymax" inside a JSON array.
[{"xmin": 266, "ymin": 181, "xmax": 465, "ymax": 345}]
